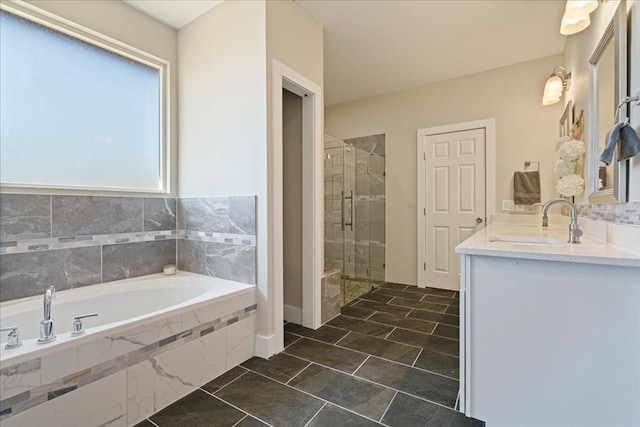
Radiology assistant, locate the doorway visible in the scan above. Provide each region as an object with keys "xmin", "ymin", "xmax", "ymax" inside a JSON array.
[
  {"xmin": 417, "ymin": 119, "xmax": 496, "ymax": 290},
  {"xmin": 282, "ymin": 89, "xmax": 304, "ymax": 324},
  {"xmin": 266, "ymin": 60, "xmax": 322, "ymax": 358}
]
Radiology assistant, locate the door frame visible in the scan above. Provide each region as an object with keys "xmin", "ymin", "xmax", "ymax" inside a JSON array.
[
  {"xmin": 416, "ymin": 119, "xmax": 496, "ymax": 288},
  {"xmin": 268, "ymin": 60, "xmax": 323, "ymax": 356}
]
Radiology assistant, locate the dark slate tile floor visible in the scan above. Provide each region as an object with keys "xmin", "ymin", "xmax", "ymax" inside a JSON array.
[{"xmin": 135, "ymin": 283, "xmax": 484, "ymax": 427}]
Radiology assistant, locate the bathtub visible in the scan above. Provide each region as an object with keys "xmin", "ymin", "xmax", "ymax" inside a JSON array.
[{"xmin": 0, "ymin": 272, "xmax": 257, "ymax": 426}]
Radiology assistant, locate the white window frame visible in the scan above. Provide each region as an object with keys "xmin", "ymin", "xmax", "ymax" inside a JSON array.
[{"xmin": 0, "ymin": 1, "xmax": 171, "ymax": 194}]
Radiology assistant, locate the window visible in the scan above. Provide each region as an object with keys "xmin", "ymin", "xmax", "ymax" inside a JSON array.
[{"xmin": 0, "ymin": 5, "xmax": 169, "ymax": 192}]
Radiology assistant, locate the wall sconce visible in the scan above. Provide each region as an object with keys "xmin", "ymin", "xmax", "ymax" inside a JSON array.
[
  {"xmin": 542, "ymin": 66, "xmax": 571, "ymax": 106},
  {"xmin": 560, "ymin": 0, "xmax": 599, "ymax": 35}
]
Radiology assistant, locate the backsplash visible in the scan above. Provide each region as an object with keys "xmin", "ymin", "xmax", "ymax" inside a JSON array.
[
  {"xmin": 0, "ymin": 194, "xmax": 257, "ymax": 302},
  {"xmin": 576, "ymin": 201, "xmax": 640, "ymax": 226}
]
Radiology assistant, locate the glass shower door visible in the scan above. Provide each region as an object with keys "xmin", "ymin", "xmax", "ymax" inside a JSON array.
[
  {"xmin": 324, "ymin": 134, "xmax": 386, "ymax": 307},
  {"xmin": 323, "ymin": 136, "xmax": 346, "ymax": 275}
]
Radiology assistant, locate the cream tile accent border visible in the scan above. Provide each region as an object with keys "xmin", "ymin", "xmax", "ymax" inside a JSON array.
[{"xmin": 0, "ymin": 230, "xmax": 177, "ymax": 255}]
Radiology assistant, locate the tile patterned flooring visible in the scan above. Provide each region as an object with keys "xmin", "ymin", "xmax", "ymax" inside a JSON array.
[{"xmin": 134, "ymin": 282, "xmax": 484, "ymax": 427}]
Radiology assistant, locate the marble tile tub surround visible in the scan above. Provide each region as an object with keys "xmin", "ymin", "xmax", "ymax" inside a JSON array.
[
  {"xmin": 0, "ymin": 194, "xmax": 177, "ymax": 302},
  {"xmin": 0, "ymin": 195, "xmax": 176, "ymax": 243},
  {"xmin": 0, "ymin": 291, "xmax": 257, "ymax": 425},
  {"xmin": 177, "ymin": 196, "xmax": 257, "ymax": 284},
  {"xmin": 0, "ymin": 194, "xmax": 258, "ymax": 301}
]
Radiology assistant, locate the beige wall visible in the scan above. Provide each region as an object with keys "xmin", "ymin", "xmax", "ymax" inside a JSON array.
[
  {"xmin": 564, "ymin": 0, "xmax": 640, "ymax": 203},
  {"xmin": 283, "ymin": 89, "xmax": 303, "ymax": 310},
  {"xmin": 178, "ymin": 1, "xmax": 267, "ymax": 198},
  {"xmin": 326, "ymin": 55, "xmax": 563, "ymax": 286},
  {"xmin": 22, "ymin": 0, "xmax": 179, "ymax": 196},
  {"xmin": 266, "ymin": 0, "xmax": 324, "ymax": 87}
]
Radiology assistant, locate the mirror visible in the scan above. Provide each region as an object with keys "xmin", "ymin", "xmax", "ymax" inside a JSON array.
[{"xmin": 588, "ymin": 0, "xmax": 628, "ymax": 203}]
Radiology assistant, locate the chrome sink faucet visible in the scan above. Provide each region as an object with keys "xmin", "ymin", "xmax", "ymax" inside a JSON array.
[
  {"xmin": 38, "ymin": 285, "xmax": 56, "ymax": 344},
  {"xmin": 541, "ymin": 198, "xmax": 583, "ymax": 244}
]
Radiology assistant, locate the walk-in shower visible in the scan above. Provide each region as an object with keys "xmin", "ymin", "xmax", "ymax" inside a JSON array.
[{"xmin": 324, "ymin": 134, "xmax": 385, "ymax": 307}]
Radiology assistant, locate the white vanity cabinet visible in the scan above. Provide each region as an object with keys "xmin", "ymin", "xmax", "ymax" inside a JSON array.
[{"xmin": 456, "ymin": 224, "xmax": 640, "ymax": 427}]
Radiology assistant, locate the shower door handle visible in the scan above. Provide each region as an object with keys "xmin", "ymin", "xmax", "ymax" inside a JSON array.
[
  {"xmin": 341, "ymin": 191, "xmax": 345, "ymax": 231},
  {"xmin": 344, "ymin": 190, "xmax": 354, "ymax": 231}
]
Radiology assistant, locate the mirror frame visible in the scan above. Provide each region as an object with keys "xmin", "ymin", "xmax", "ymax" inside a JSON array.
[{"xmin": 588, "ymin": 0, "xmax": 628, "ymax": 204}]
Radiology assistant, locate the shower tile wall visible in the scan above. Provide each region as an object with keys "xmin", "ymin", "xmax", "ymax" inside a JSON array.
[{"xmin": 0, "ymin": 194, "xmax": 257, "ymax": 302}]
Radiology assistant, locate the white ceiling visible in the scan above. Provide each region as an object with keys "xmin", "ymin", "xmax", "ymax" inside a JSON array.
[
  {"xmin": 121, "ymin": 0, "xmax": 567, "ymax": 106},
  {"xmin": 123, "ymin": 0, "xmax": 222, "ymax": 29}
]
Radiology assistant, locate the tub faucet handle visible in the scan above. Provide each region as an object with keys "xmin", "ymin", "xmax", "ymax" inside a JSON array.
[
  {"xmin": 0, "ymin": 326, "xmax": 22, "ymax": 349},
  {"xmin": 71, "ymin": 313, "xmax": 98, "ymax": 337}
]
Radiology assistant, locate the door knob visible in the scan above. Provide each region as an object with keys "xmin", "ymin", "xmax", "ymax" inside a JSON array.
[{"xmin": 476, "ymin": 217, "xmax": 483, "ymax": 224}]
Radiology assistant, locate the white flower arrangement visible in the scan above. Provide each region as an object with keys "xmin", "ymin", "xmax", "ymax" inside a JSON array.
[
  {"xmin": 557, "ymin": 139, "xmax": 586, "ymax": 161},
  {"xmin": 555, "ymin": 136, "xmax": 571, "ymax": 152},
  {"xmin": 556, "ymin": 173, "xmax": 585, "ymax": 196},
  {"xmin": 553, "ymin": 159, "xmax": 576, "ymax": 178}
]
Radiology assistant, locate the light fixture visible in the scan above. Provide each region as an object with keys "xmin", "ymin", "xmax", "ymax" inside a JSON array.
[
  {"xmin": 560, "ymin": 13, "xmax": 591, "ymax": 35},
  {"xmin": 560, "ymin": 0, "xmax": 599, "ymax": 35},
  {"xmin": 542, "ymin": 66, "xmax": 571, "ymax": 106}
]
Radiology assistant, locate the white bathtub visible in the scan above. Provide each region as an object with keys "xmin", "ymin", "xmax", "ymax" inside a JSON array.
[
  {"xmin": 1, "ymin": 273, "xmax": 252, "ymax": 348},
  {"xmin": 0, "ymin": 272, "xmax": 257, "ymax": 426}
]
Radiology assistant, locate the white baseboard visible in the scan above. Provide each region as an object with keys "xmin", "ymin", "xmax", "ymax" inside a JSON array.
[
  {"xmin": 255, "ymin": 333, "xmax": 277, "ymax": 359},
  {"xmin": 283, "ymin": 304, "xmax": 302, "ymax": 324}
]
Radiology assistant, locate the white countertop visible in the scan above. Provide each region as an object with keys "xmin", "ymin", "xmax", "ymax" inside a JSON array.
[{"xmin": 455, "ymin": 223, "xmax": 640, "ymax": 267}]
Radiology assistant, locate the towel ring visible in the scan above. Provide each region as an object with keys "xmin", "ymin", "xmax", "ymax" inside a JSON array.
[
  {"xmin": 524, "ymin": 161, "xmax": 539, "ymax": 171},
  {"xmin": 614, "ymin": 95, "xmax": 640, "ymax": 123}
]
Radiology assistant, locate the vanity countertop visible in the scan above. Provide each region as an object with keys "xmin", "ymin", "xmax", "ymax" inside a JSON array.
[{"xmin": 455, "ymin": 223, "xmax": 640, "ymax": 267}]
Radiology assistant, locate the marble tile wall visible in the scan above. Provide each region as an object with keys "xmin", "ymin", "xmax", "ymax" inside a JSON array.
[
  {"xmin": 177, "ymin": 196, "xmax": 256, "ymax": 285},
  {"xmin": 0, "ymin": 194, "xmax": 258, "ymax": 302},
  {"xmin": 0, "ymin": 194, "xmax": 177, "ymax": 302}
]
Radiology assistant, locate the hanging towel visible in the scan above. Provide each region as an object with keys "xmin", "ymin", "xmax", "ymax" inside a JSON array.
[
  {"xmin": 599, "ymin": 122, "xmax": 640, "ymax": 165},
  {"xmin": 513, "ymin": 171, "xmax": 541, "ymax": 205}
]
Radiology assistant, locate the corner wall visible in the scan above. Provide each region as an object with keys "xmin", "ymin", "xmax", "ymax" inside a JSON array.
[
  {"xmin": 177, "ymin": 1, "xmax": 270, "ymax": 338},
  {"xmin": 325, "ymin": 55, "xmax": 563, "ymax": 286}
]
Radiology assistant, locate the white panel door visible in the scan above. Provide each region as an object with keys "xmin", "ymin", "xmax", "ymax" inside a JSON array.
[{"xmin": 424, "ymin": 129, "xmax": 485, "ymax": 290}]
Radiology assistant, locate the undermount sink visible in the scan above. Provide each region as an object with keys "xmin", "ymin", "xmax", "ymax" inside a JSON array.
[{"xmin": 488, "ymin": 235, "xmax": 562, "ymax": 247}]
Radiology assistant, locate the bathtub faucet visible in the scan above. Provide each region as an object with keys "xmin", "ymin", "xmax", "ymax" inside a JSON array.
[
  {"xmin": 541, "ymin": 198, "xmax": 582, "ymax": 244},
  {"xmin": 38, "ymin": 285, "xmax": 56, "ymax": 344}
]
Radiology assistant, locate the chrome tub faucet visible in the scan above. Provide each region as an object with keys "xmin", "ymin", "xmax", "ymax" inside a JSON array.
[
  {"xmin": 38, "ymin": 285, "xmax": 56, "ymax": 344},
  {"xmin": 541, "ymin": 198, "xmax": 583, "ymax": 244}
]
